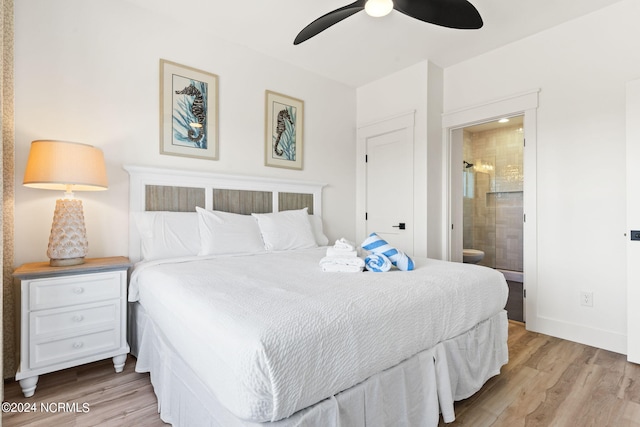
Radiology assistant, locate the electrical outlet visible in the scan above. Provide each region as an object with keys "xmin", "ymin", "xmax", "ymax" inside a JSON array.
[{"xmin": 580, "ymin": 291, "xmax": 593, "ymax": 307}]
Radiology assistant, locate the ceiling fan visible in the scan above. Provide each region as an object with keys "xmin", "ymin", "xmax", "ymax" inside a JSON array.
[{"xmin": 294, "ymin": 0, "xmax": 483, "ymax": 45}]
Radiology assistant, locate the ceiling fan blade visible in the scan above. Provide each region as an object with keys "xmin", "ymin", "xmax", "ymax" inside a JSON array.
[
  {"xmin": 394, "ymin": 0, "xmax": 483, "ymax": 30},
  {"xmin": 294, "ymin": 0, "xmax": 366, "ymax": 45}
]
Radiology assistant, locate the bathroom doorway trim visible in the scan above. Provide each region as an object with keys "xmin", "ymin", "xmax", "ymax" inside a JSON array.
[{"xmin": 442, "ymin": 89, "xmax": 539, "ymax": 327}]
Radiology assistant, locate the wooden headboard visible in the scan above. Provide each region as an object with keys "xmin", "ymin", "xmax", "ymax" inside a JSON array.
[{"xmin": 124, "ymin": 165, "xmax": 326, "ymax": 262}]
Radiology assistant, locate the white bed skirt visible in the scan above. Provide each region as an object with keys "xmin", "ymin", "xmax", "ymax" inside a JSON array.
[{"xmin": 129, "ymin": 303, "xmax": 508, "ymax": 427}]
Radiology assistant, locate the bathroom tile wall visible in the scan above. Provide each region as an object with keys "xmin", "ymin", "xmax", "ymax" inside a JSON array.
[{"xmin": 463, "ymin": 123, "xmax": 524, "ymax": 272}]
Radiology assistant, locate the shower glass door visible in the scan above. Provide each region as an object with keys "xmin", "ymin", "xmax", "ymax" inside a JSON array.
[
  {"xmin": 462, "ymin": 117, "xmax": 524, "ymax": 272},
  {"xmin": 462, "ymin": 154, "xmax": 496, "ymax": 268}
]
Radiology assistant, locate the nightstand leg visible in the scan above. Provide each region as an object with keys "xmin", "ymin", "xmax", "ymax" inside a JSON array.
[
  {"xmin": 112, "ymin": 354, "xmax": 127, "ymax": 373},
  {"xmin": 19, "ymin": 376, "xmax": 39, "ymax": 398}
]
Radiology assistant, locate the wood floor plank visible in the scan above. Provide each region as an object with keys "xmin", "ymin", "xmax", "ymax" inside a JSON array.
[
  {"xmin": 622, "ymin": 401, "xmax": 640, "ymax": 426},
  {"xmin": 3, "ymin": 322, "xmax": 639, "ymax": 426},
  {"xmin": 622, "ymin": 362, "xmax": 640, "ymax": 403},
  {"xmin": 477, "ymin": 365, "xmax": 540, "ymax": 417},
  {"xmin": 491, "ymin": 371, "xmax": 554, "ymax": 427}
]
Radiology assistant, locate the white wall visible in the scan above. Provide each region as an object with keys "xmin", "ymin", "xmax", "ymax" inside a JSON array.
[
  {"xmin": 444, "ymin": 0, "xmax": 640, "ymax": 353},
  {"xmin": 356, "ymin": 60, "xmax": 443, "ymax": 259},
  {"xmin": 13, "ymin": 0, "xmax": 356, "ymax": 266},
  {"xmin": 627, "ymin": 79, "xmax": 640, "ymax": 362},
  {"xmin": 426, "ymin": 62, "xmax": 444, "ymax": 259}
]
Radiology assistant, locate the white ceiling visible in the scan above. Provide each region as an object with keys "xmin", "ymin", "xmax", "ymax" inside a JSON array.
[{"xmin": 128, "ymin": 0, "xmax": 623, "ymax": 87}]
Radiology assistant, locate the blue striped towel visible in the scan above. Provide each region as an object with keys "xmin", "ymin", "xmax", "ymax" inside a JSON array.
[
  {"xmin": 361, "ymin": 233, "xmax": 414, "ymax": 271},
  {"xmin": 364, "ymin": 253, "xmax": 392, "ymax": 272}
]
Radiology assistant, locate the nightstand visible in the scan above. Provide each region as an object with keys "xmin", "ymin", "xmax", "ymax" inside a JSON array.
[{"xmin": 13, "ymin": 256, "xmax": 132, "ymax": 397}]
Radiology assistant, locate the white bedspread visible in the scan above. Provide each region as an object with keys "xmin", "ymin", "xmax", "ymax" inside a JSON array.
[{"xmin": 129, "ymin": 247, "xmax": 508, "ymax": 422}]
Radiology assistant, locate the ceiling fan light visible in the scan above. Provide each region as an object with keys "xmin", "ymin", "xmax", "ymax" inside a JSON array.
[{"xmin": 365, "ymin": 0, "xmax": 393, "ymax": 18}]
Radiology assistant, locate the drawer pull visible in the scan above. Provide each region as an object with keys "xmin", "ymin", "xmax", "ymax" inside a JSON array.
[
  {"xmin": 72, "ymin": 315, "xmax": 84, "ymax": 322},
  {"xmin": 72, "ymin": 342, "xmax": 84, "ymax": 349},
  {"xmin": 72, "ymin": 287, "xmax": 85, "ymax": 294}
]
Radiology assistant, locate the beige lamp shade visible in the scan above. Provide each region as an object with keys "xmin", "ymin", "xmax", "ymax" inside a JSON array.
[
  {"xmin": 23, "ymin": 140, "xmax": 108, "ymax": 191},
  {"xmin": 23, "ymin": 140, "xmax": 108, "ymax": 266}
]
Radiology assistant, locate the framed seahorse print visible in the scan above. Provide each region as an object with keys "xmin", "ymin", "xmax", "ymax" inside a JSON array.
[
  {"xmin": 265, "ymin": 90, "xmax": 304, "ymax": 170},
  {"xmin": 160, "ymin": 59, "xmax": 219, "ymax": 160}
]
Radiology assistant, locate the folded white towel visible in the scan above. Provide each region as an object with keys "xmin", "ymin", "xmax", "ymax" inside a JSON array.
[
  {"xmin": 319, "ymin": 256, "xmax": 364, "ymax": 268},
  {"xmin": 320, "ymin": 264, "xmax": 364, "ymax": 273},
  {"xmin": 319, "ymin": 256, "xmax": 364, "ymax": 273},
  {"xmin": 326, "ymin": 247, "xmax": 358, "ymax": 258},
  {"xmin": 333, "ymin": 238, "xmax": 356, "ymax": 252}
]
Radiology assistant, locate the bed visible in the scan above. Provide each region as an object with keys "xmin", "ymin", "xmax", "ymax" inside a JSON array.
[{"xmin": 124, "ymin": 165, "xmax": 509, "ymax": 427}]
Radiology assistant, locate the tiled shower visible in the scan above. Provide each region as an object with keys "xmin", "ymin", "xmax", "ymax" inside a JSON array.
[{"xmin": 463, "ymin": 119, "xmax": 524, "ymax": 275}]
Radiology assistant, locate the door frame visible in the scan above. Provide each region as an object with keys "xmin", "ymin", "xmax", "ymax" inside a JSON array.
[
  {"xmin": 356, "ymin": 111, "xmax": 416, "ymax": 251},
  {"xmin": 442, "ymin": 89, "xmax": 539, "ymax": 327}
]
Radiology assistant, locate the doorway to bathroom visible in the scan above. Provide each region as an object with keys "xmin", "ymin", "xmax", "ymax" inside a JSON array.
[
  {"xmin": 461, "ymin": 116, "xmax": 525, "ymax": 322},
  {"xmin": 443, "ymin": 89, "xmax": 538, "ymax": 328}
]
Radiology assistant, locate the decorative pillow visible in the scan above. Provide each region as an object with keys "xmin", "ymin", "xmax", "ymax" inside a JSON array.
[
  {"xmin": 196, "ymin": 207, "xmax": 266, "ymax": 256},
  {"xmin": 308, "ymin": 215, "xmax": 329, "ymax": 246},
  {"xmin": 132, "ymin": 211, "xmax": 201, "ymax": 261},
  {"xmin": 252, "ymin": 208, "xmax": 318, "ymax": 251}
]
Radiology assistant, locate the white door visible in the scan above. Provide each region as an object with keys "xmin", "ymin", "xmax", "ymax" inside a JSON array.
[{"xmin": 363, "ymin": 123, "xmax": 414, "ymax": 253}]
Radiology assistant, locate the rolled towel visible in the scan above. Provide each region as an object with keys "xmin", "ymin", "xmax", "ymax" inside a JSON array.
[
  {"xmin": 361, "ymin": 233, "xmax": 415, "ymax": 271},
  {"xmin": 333, "ymin": 238, "xmax": 356, "ymax": 252},
  {"xmin": 364, "ymin": 253, "xmax": 392, "ymax": 272}
]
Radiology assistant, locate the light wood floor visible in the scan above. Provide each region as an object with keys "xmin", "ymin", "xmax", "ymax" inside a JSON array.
[
  {"xmin": 2, "ymin": 356, "xmax": 166, "ymax": 426},
  {"xmin": 440, "ymin": 321, "xmax": 640, "ymax": 427},
  {"xmin": 3, "ymin": 322, "xmax": 640, "ymax": 426}
]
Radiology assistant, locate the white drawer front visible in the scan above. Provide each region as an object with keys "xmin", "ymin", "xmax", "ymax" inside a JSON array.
[
  {"xmin": 31, "ymin": 328, "xmax": 119, "ymax": 369},
  {"xmin": 29, "ymin": 272, "xmax": 122, "ymax": 310},
  {"xmin": 31, "ymin": 301, "xmax": 120, "ymax": 339}
]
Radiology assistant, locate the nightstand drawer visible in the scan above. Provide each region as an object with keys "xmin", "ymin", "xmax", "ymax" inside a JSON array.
[
  {"xmin": 31, "ymin": 301, "xmax": 120, "ymax": 339},
  {"xmin": 29, "ymin": 272, "xmax": 122, "ymax": 310},
  {"xmin": 31, "ymin": 328, "xmax": 120, "ymax": 369}
]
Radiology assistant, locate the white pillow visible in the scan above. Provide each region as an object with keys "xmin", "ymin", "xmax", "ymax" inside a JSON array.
[
  {"xmin": 132, "ymin": 211, "xmax": 201, "ymax": 261},
  {"xmin": 196, "ymin": 207, "xmax": 265, "ymax": 255},
  {"xmin": 252, "ymin": 208, "xmax": 317, "ymax": 251},
  {"xmin": 308, "ymin": 215, "xmax": 329, "ymax": 246}
]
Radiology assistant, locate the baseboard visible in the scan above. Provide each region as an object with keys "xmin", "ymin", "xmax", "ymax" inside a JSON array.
[{"xmin": 527, "ymin": 315, "xmax": 627, "ymax": 355}]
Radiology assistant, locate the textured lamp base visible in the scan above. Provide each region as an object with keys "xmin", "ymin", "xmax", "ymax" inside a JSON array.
[
  {"xmin": 47, "ymin": 198, "xmax": 89, "ymax": 266},
  {"xmin": 49, "ymin": 257, "xmax": 85, "ymax": 267}
]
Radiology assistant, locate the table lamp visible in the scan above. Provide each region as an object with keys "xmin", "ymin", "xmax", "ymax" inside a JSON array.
[{"xmin": 23, "ymin": 140, "xmax": 108, "ymax": 266}]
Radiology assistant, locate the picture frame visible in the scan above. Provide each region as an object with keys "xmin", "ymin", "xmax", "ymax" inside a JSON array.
[
  {"xmin": 160, "ymin": 59, "xmax": 219, "ymax": 160},
  {"xmin": 264, "ymin": 90, "xmax": 304, "ymax": 170}
]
